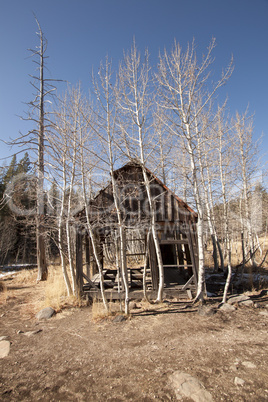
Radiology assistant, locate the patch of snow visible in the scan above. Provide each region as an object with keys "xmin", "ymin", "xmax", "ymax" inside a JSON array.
[{"xmin": 0, "ymin": 271, "xmax": 16, "ymax": 279}]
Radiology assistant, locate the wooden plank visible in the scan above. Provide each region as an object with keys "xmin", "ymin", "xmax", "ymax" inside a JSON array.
[
  {"xmin": 85, "ymin": 287, "xmax": 196, "ymax": 301},
  {"xmin": 126, "ymin": 238, "xmax": 146, "ymax": 242},
  {"xmin": 160, "ymin": 240, "xmax": 189, "ymax": 245},
  {"xmin": 85, "ymin": 234, "xmax": 90, "ymax": 278},
  {"xmin": 91, "ymin": 270, "xmax": 107, "ymax": 283},
  {"xmin": 181, "ymin": 275, "xmax": 194, "ymax": 290},
  {"xmin": 126, "ymin": 253, "xmax": 146, "ymax": 256},
  {"xmin": 187, "ymin": 289, "xmax": 193, "ymax": 300},
  {"xmin": 75, "ymin": 229, "xmax": 83, "ymax": 295},
  {"xmin": 163, "ymin": 265, "xmax": 193, "ymax": 268},
  {"xmin": 82, "ymin": 272, "xmax": 99, "ymax": 290},
  {"xmin": 148, "ymin": 233, "xmax": 159, "ymax": 291},
  {"xmin": 186, "ymin": 226, "xmax": 199, "ymax": 286}
]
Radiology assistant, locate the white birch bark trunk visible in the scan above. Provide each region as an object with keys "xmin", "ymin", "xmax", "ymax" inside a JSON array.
[
  {"xmin": 66, "ymin": 141, "xmax": 77, "ymax": 295},
  {"xmin": 218, "ymin": 130, "xmax": 232, "ymax": 303},
  {"xmin": 141, "ymin": 166, "xmax": 164, "ymax": 302},
  {"xmin": 235, "ymin": 112, "xmax": 258, "ymax": 267},
  {"xmin": 137, "ymin": 120, "xmax": 164, "ymax": 302},
  {"xmin": 181, "ymin": 113, "xmax": 205, "ymax": 301},
  {"xmin": 110, "ymin": 172, "xmax": 129, "ymax": 314},
  {"xmin": 94, "ymin": 59, "xmax": 129, "ymax": 314},
  {"xmin": 196, "ymin": 135, "xmax": 219, "ymax": 272},
  {"xmin": 143, "ymin": 228, "xmax": 151, "ymax": 302},
  {"xmin": 79, "ymin": 138, "xmax": 108, "ymax": 312},
  {"xmin": 58, "ymin": 154, "xmax": 72, "ymax": 296}
]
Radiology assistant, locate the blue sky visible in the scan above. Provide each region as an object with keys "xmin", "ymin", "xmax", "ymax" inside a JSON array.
[{"xmin": 0, "ymin": 0, "xmax": 267, "ymax": 168}]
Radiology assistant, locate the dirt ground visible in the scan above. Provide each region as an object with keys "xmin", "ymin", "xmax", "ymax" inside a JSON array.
[{"xmin": 0, "ymin": 271, "xmax": 268, "ymax": 402}]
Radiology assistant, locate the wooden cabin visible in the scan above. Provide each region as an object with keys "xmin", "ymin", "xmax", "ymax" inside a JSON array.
[{"xmin": 75, "ymin": 162, "xmax": 199, "ymax": 300}]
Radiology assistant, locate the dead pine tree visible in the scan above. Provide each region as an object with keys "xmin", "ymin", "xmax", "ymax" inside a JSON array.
[{"xmin": 7, "ymin": 17, "xmax": 61, "ymax": 281}]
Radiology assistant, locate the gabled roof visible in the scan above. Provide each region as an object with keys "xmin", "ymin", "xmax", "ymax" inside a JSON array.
[{"xmin": 113, "ymin": 162, "xmax": 197, "ymax": 218}]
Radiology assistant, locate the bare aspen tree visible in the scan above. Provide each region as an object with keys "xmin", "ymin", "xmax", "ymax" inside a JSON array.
[
  {"xmin": 203, "ymin": 146, "xmax": 224, "ymax": 271},
  {"xmin": 50, "ymin": 89, "xmax": 80, "ymax": 296},
  {"xmin": 48, "ymin": 103, "xmax": 72, "ymax": 295},
  {"xmin": 234, "ymin": 111, "xmax": 260, "ymax": 265},
  {"xmin": 53, "ymin": 88, "xmax": 83, "ymax": 295},
  {"xmin": 157, "ymin": 39, "xmax": 233, "ymax": 301},
  {"xmin": 51, "ymin": 87, "xmax": 109, "ymax": 305},
  {"xmin": 195, "ymin": 109, "xmax": 225, "ymax": 272},
  {"xmin": 216, "ymin": 110, "xmax": 233, "ymax": 303},
  {"xmin": 153, "ymin": 108, "xmax": 173, "ymax": 186},
  {"xmin": 93, "ymin": 58, "xmax": 129, "ymax": 313},
  {"xmin": 117, "ymin": 41, "xmax": 165, "ymax": 302},
  {"xmin": 76, "ymin": 91, "xmax": 109, "ymax": 311},
  {"xmin": 194, "ymin": 112, "xmax": 220, "ymax": 271}
]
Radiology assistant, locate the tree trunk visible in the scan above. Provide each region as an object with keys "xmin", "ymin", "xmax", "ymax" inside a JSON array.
[
  {"xmin": 36, "ymin": 219, "xmax": 48, "ymax": 281},
  {"xmin": 36, "ymin": 24, "xmax": 47, "ymax": 281}
]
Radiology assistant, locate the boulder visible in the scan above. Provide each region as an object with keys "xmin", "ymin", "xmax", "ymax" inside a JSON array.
[
  {"xmin": 0, "ymin": 340, "xmax": 10, "ymax": 358},
  {"xmin": 36, "ymin": 307, "xmax": 56, "ymax": 320},
  {"xmin": 227, "ymin": 295, "xmax": 250, "ymax": 305},
  {"xmin": 239, "ymin": 300, "xmax": 254, "ymax": 307},
  {"xmin": 169, "ymin": 371, "xmax": 214, "ymax": 401}
]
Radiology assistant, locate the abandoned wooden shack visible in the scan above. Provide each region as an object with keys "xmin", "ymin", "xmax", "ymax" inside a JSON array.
[{"xmin": 75, "ymin": 162, "xmax": 199, "ymax": 300}]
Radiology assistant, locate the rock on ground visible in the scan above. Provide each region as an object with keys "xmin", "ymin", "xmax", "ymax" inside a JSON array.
[
  {"xmin": 234, "ymin": 377, "xmax": 245, "ymax": 386},
  {"xmin": 0, "ymin": 340, "xmax": 11, "ymax": 358},
  {"xmin": 169, "ymin": 371, "xmax": 214, "ymax": 401},
  {"xmin": 242, "ymin": 361, "xmax": 256, "ymax": 369},
  {"xmin": 0, "ymin": 336, "xmax": 9, "ymax": 341},
  {"xmin": 227, "ymin": 295, "xmax": 250, "ymax": 305},
  {"xmin": 239, "ymin": 300, "xmax": 254, "ymax": 307},
  {"xmin": 112, "ymin": 314, "xmax": 127, "ymax": 323},
  {"xmin": 36, "ymin": 307, "xmax": 56, "ymax": 320}
]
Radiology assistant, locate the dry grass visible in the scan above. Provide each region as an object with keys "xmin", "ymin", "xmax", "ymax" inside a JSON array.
[
  {"xmin": 91, "ymin": 299, "xmax": 110, "ymax": 321},
  {"xmin": 91, "ymin": 298, "xmax": 125, "ymax": 321},
  {"xmin": 40, "ymin": 265, "xmax": 71, "ymax": 311},
  {"xmin": 205, "ymin": 235, "xmax": 268, "ymax": 268},
  {"xmin": 91, "ymin": 297, "xmax": 171, "ymax": 322},
  {"xmin": 16, "ymin": 269, "xmax": 37, "ymax": 284},
  {"xmin": 0, "ymin": 280, "xmax": 7, "ymax": 304}
]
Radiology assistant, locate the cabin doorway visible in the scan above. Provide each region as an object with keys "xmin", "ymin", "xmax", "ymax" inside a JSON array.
[{"xmin": 160, "ymin": 243, "xmax": 189, "ymax": 287}]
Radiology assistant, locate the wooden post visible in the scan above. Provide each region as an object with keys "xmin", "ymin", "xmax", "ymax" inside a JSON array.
[
  {"xmin": 148, "ymin": 232, "xmax": 159, "ymax": 290},
  {"xmin": 186, "ymin": 223, "xmax": 199, "ymax": 287},
  {"xmin": 85, "ymin": 233, "xmax": 90, "ymax": 278},
  {"xmin": 76, "ymin": 227, "xmax": 83, "ymax": 296}
]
